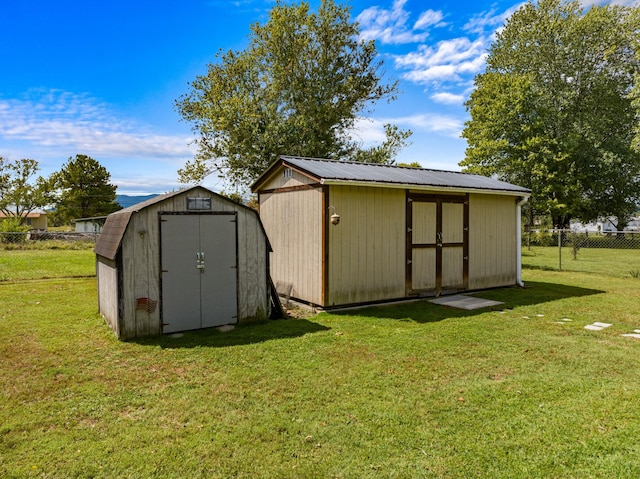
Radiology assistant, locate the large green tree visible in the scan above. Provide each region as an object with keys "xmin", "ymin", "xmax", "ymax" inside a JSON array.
[
  {"xmin": 50, "ymin": 154, "xmax": 120, "ymax": 225},
  {"xmin": 0, "ymin": 157, "xmax": 52, "ymax": 226},
  {"xmin": 461, "ymin": 0, "xmax": 640, "ymax": 229},
  {"xmin": 176, "ymin": 0, "xmax": 411, "ymax": 187}
]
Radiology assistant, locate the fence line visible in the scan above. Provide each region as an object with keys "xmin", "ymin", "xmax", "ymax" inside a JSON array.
[
  {"xmin": 0, "ymin": 231, "xmax": 99, "ymax": 244},
  {"xmin": 0, "ymin": 233, "xmax": 97, "ymax": 282},
  {"xmin": 522, "ymin": 229, "xmax": 640, "ymax": 276}
]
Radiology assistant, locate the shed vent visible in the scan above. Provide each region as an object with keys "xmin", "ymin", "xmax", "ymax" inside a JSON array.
[{"xmin": 187, "ymin": 197, "xmax": 212, "ymax": 210}]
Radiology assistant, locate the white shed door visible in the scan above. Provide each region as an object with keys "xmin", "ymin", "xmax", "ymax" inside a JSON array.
[{"xmin": 160, "ymin": 214, "xmax": 238, "ymax": 333}]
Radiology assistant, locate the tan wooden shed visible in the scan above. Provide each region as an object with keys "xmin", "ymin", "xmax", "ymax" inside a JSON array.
[
  {"xmin": 252, "ymin": 156, "xmax": 530, "ymax": 308},
  {"xmin": 94, "ymin": 186, "xmax": 272, "ymax": 339}
]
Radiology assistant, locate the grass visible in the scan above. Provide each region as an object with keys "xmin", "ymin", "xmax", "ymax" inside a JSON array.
[
  {"xmin": 522, "ymin": 246, "xmax": 640, "ymax": 278},
  {"xmin": 0, "ymin": 248, "xmax": 95, "ymax": 282},
  {"xmin": 1, "ymin": 254, "xmax": 640, "ymax": 477}
]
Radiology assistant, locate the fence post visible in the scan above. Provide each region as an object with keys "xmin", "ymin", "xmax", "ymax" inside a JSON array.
[{"xmin": 558, "ymin": 229, "xmax": 562, "ymax": 271}]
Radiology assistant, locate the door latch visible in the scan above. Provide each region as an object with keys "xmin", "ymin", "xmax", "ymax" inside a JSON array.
[{"xmin": 196, "ymin": 252, "xmax": 205, "ymax": 271}]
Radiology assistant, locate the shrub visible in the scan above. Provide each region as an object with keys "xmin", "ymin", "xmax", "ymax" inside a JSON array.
[{"xmin": 0, "ymin": 218, "xmax": 29, "ymax": 244}]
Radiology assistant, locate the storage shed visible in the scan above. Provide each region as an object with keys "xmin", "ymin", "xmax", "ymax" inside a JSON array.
[
  {"xmin": 252, "ymin": 156, "xmax": 530, "ymax": 308},
  {"xmin": 94, "ymin": 186, "xmax": 272, "ymax": 339}
]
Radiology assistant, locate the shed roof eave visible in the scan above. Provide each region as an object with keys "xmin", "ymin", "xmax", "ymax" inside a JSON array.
[{"xmin": 319, "ymin": 179, "xmax": 531, "ymax": 197}]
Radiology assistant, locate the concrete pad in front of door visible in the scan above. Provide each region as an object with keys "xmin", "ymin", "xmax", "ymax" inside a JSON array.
[{"xmin": 429, "ymin": 294, "xmax": 504, "ymax": 311}]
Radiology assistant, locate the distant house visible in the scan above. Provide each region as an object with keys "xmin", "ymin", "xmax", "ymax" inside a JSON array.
[
  {"xmin": 0, "ymin": 210, "xmax": 48, "ymax": 230},
  {"xmin": 252, "ymin": 156, "xmax": 531, "ymax": 309},
  {"xmin": 74, "ymin": 216, "xmax": 108, "ymax": 233},
  {"xmin": 570, "ymin": 217, "xmax": 640, "ymax": 233}
]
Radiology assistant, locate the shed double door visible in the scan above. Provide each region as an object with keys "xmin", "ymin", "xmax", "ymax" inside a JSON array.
[
  {"xmin": 160, "ymin": 213, "xmax": 238, "ymax": 333},
  {"xmin": 407, "ymin": 195, "xmax": 468, "ymax": 296}
]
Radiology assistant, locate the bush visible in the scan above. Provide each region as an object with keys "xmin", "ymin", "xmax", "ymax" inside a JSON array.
[
  {"xmin": 0, "ymin": 218, "xmax": 29, "ymax": 244},
  {"xmin": 525, "ymin": 230, "xmax": 557, "ymax": 247}
]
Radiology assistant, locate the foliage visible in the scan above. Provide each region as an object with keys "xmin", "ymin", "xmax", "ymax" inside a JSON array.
[
  {"xmin": 525, "ymin": 230, "xmax": 558, "ymax": 247},
  {"xmin": 569, "ymin": 230, "xmax": 583, "ymax": 260},
  {"xmin": 49, "ymin": 154, "xmax": 120, "ymax": 225},
  {"xmin": 3, "ymin": 270, "xmax": 640, "ymax": 477},
  {"xmin": 176, "ymin": 0, "xmax": 411, "ymax": 188},
  {"xmin": 0, "ymin": 157, "xmax": 53, "ymax": 226},
  {"xmin": 397, "ymin": 161, "xmax": 423, "ymax": 168},
  {"xmin": 0, "ymin": 218, "xmax": 30, "ymax": 244},
  {"xmin": 461, "ymin": 0, "xmax": 640, "ymax": 228},
  {"xmin": 218, "ymin": 190, "xmax": 246, "ymax": 206}
]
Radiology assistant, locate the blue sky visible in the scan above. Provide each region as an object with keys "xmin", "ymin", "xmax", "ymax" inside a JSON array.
[{"xmin": 0, "ymin": 0, "xmax": 634, "ymax": 195}]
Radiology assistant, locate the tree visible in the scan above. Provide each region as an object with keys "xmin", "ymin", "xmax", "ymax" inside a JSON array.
[
  {"xmin": 50, "ymin": 154, "xmax": 120, "ymax": 225},
  {"xmin": 176, "ymin": 0, "xmax": 411, "ymax": 188},
  {"xmin": 0, "ymin": 157, "xmax": 53, "ymax": 226},
  {"xmin": 397, "ymin": 161, "xmax": 422, "ymax": 168},
  {"xmin": 461, "ymin": 0, "xmax": 640, "ymax": 229}
]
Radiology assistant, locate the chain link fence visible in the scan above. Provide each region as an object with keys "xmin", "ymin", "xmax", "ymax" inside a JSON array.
[
  {"xmin": 0, "ymin": 232, "xmax": 97, "ymax": 282},
  {"xmin": 522, "ymin": 229, "xmax": 640, "ymax": 277},
  {"xmin": 3, "ymin": 228, "xmax": 640, "ymax": 282}
]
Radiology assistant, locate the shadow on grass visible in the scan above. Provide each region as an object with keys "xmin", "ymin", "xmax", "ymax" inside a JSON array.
[
  {"xmin": 329, "ymin": 280, "xmax": 604, "ymax": 323},
  {"xmin": 132, "ymin": 318, "xmax": 330, "ymax": 349},
  {"xmin": 130, "ymin": 281, "xmax": 604, "ymax": 344}
]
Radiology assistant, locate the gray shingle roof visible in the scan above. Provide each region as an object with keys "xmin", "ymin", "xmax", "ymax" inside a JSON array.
[
  {"xmin": 95, "ymin": 186, "xmax": 272, "ymax": 260},
  {"xmin": 94, "ymin": 189, "xmax": 190, "ymax": 260},
  {"xmin": 254, "ymin": 156, "xmax": 530, "ymax": 195}
]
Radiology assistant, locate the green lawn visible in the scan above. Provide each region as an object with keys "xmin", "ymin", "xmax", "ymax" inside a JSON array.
[
  {"xmin": 1, "ymin": 266, "xmax": 640, "ymax": 478},
  {"xmin": 522, "ymin": 246, "xmax": 640, "ymax": 277},
  {"xmin": 0, "ymin": 249, "xmax": 95, "ymax": 282}
]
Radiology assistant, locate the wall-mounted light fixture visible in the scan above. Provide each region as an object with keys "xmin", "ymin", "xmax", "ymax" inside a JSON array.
[{"xmin": 328, "ymin": 206, "xmax": 340, "ymax": 225}]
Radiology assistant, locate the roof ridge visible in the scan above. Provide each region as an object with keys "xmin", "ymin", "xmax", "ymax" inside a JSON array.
[{"xmin": 280, "ymin": 155, "xmax": 470, "ymax": 176}]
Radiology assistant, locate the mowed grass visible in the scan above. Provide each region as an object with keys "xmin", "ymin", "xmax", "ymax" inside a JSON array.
[
  {"xmin": 522, "ymin": 246, "xmax": 640, "ymax": 278},
  {"xmin": 0, "ymin": 248, "xmax": 95, "ymax": 282},
  {"xmin": 1, "ymin": 259, "xmax": 640, "ymax": 477}
]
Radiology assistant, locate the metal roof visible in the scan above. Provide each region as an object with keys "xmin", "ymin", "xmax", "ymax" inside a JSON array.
[{"xmin": 253, "ymin": 156, "xmax": 530, "ymax": 195}]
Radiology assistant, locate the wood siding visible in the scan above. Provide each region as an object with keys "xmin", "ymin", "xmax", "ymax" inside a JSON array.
[
  {"xmin": 468, "ymin": 193, "xmax": 517, "ymax": 289},
  {"xmin": 98, "ymin": 187, "xmax": 269, "ymax": 339},
  {"xmin": 258, "ymin": 168, "xmax": 319, "ymax": 191},
  {"xmin": 96, "ymin": 256, "xmax": 119, "ymax": 336},
  {"xmin": 259, "ymin": 188, "xmax": 323, "ymax": 305},
  {"xmin": 327, "ymin": 186, "xmax": 406, "ymax": 305}
]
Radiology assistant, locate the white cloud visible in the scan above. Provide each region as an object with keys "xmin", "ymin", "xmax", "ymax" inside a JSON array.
[
  {"xmin": 400, "ymin": 113, "xmax": 465, "ymax": 138},
  {"xmin": 349, "ymin": 117, "xmax": 388, "ymax": 146},
  {"xmin": 463, "ymin": 3, "xmax": 524, "ymax": 35},
  {"xmin": 0, "ymin": 89, "xmax": 194, "ymax": 161},
  {"xmin": 357, "ymin": 0, "xmax": 445, "ymax": 45},
  {"xmin": 580, "ymin": 0, "xmax": 638, "ymax": 6},
  {"xmin": 431, "ymin": 92, "xmax": 466, "ymax": 105},
  {"xmin": 349, "ymin": 113, "xmax": 465, "ymax": 145},
  {"xmin": 414, "ymin": 9, "xmax": 446, "ymax": 30},
  {"xmin": 395, "ymin": 38, "xmax": 488, "ymax": 85}
]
